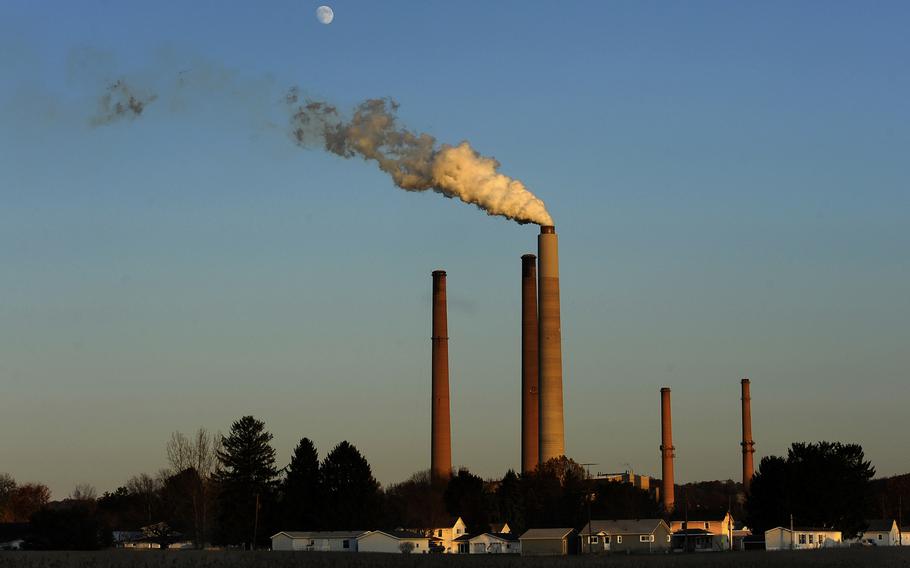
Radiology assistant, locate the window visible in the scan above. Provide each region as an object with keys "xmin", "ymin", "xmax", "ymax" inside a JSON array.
[
  {"xmin": 667, "ymin": 535, "xmax": 671, "ymax": 542},
  {"xmin": 640, "ymin": 535, "xmax": 649, "ymax": 543},
  {"xmin": 589, "ymin": 536, "xmax": 598, "ymax": 544},
  {"xmin": 415, "ymin": 543, "xmax": 419, "ymax": 548},
  {"xmin": 704, "ymin": 523, "xmax": 710, "ymax": 530},
  {"xmin": 818, "ymin": 534, "xmax": 824, "ymax": 544},
  {"xmin": 799, "ymin": 534, "xmax": 806, "ymax": 545},
  {"xmin": 650, "ymin": 535, "xmax": 656, "ymax": 542},
  {"xmin": 617, "ymin": 536, "xmax": 623, "ymax": 544},
  {"xmin": 808, "ymin": 534, "xmax": 814, "ymax": 544},
  {"xmin": 437, "ymin": 530, "xmax": 442, "ymax": 537},
  {"xmin": 879, "ymin": 534, "xmax": 883, "ymax": 540},
  {"xmin": 343, "ymin": 540, "xmax": 350, "ymax": 549},
  {"xmin": 605, "ymin": 536, "xmax": 611, "ymax": 544}
]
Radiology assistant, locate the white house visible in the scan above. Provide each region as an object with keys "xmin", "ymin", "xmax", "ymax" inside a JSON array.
[
  {"xmin": 670, "ymin": 511, "xmax": 735, "ymax": 551},
  {"xmin": 420, "ymin": 516, "xmax": 467, "ymax": 553},
  {"xmin": 270, "ymin": 531, "xmax": 369, "ymax": 552},
  {"xmin": 490, "ymin": 522, "xmax": 511, "ymax": 534},
  {"xmin": 856, "ymin": 520, "xmax": 899, "ymax": 546},
  {"xmin": 468, "ymin": 532, "xmax": 520, "ymax": 554},
  {"xmin": 357, "ymin": 530, "xmax": 430, "ymax": 554},
  {"xmin": 765, "ymin": 527, "xmax": 842, "ymax": 550},
  {"xmin": 902, "ymin": 527, "xmax": 910, "ymax": 546}
]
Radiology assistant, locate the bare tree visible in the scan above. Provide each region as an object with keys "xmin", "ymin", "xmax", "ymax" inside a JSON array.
[
  {"xmin": 70, "ymin": 483, "xmax": 98, "ymax": 502},
  {"xmin": 165, "ymin": 428, "xmax": 221, "ymax": 547},
  {"xmin": 127, "ymin": 473, "xmax": 161, "ymax": 524}
]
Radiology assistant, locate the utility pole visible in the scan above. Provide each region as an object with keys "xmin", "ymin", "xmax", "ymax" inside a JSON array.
[
  {"xmin": 899, "ymin": 496, "xmax": 903, "ymax": 547},
  {"xmin": 790, "ymin": 513, "xmax": 794, "ymax": 550}
]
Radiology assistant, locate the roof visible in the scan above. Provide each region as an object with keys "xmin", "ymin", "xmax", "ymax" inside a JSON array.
[
  {"xmin": 453, "ymin": 534, "xmax": 474, "ymax": 542},
  {"xmin": 864, "ymin": 520, "xmax": 897, "ymax": 532},
  {"xmin": 669, "ymin": 510, "xmax": 730, "ymax": 523},
  {"xmin": 520, "ymin": 528, "xmax": 575, "ymax": 540},
  {"xmin": 363, "ymin": 530, "xmax": 428, "ymax": 540},
  {"xmin": 475, "ymin": 532, "xmax": 519, "ymax": 542},
  {"xmin": 272, "ymin": 531, "xmax": 369, "ymax": 540},
  {"xmin": 490, "ymin": 522, "xmax": 510, "ymax": 533},
  {"xmin": 672, "ymin": 528, "xmax": 712, "ymax": 536},
  {"xmin": 583, "ymin": 519, "xmax": 668, "ymax": 535},
  {"xmin": 766, "ymin": 526, "xmax": 842, "ymax": 534}
]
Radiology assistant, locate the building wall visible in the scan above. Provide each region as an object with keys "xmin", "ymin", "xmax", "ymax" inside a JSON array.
[
  {"xmin": 610, "ymin": 527, "xmax": 671, "ymax": 553},
  {"xmin": 860, "ymin": 527, "xmax": 899, "ymax": 546},
  {"xmin": 521, "ymin": 538, "xmax": 567, "ymax": 556},
  {"xmin": 358, "ymin": 533, "xmax": 428, "ymax": 554},
  {"xmin": 766, "ymin": 529, "xmax": 842, "ymax": 550},
  {"xmin": 469, "ymin": 534, "xmax": 519, "ymax": 554}
]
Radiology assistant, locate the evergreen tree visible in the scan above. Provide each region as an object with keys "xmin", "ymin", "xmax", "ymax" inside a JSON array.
[
  {"xmin": 214, "ymin": 416, "xmax": 278, "ymax": 547},
  {"xmin": 746, "ymin": 441, "xmax": 875, "ymax": 538},
  {"xmin": 444, "ymin": 468, "xmax": 490, "ymax": 534},
  {"xmin": 281, "ymin": 437, "xmax": 321, "ymax": 530},
  {"xmin": 496, "ymin": 470, "xmax": 525, "ymax": 533},
  {"xmin": 319, "ymin": 441, "xmax": 380, "ymax": 529}
]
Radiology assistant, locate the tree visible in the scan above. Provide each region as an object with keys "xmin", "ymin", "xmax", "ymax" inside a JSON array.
[
  {"xmin": 496, "ymin": 470, "xmax": 525, "ymax": 533},
  {"xmin": 214, "ymin": 416, "xmax": 278, "ymax": 547},
  {"xmin": 166, "ymin": 428, "xmax": 221, "ymax": 547},
  {"xmin": 70, "ymin": 483, "xmax": 98, "ymax": 503},
  {"xmin": 0, "ymin": 474, "xmax": 17, "ymax": 522},
  {"xmin": 444, "ymin": 468, "xmax": 490, "ymax": 534},
  {"xmin": 381, "ymin": 470, "xmax": 448, "ymax": 531},
  {"xmin": 521, "ymin": 457, "xmax": 588, "ymax": 529},
  {"xmin": 319, "ymin": 441, "xmax": 380, "ymax": 530},
  {"xmin": 591, "ymin": 480, "xmax": 659, "ymax": 520},
  {"xmin": 281, "ymin": 437, "xmax": 321, "ymax": 530},
  {"xmin": 4, "ymin": 483, "xmax": 51, "ymax": 522},
  {"xmin": 746, "ymin": 441, "xmax": 875, "ymax": 538},
  {"xmin": 26, "ymin": 503, "xmax": 110, "ymax": 550},
  {"xmin": 126, "ymin": 473, "xmax": 162, "ymax": 525}
]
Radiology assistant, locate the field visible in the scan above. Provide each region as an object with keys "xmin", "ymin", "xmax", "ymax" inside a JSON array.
[{"xmin": 2, "ymin": 549, "xmax": 910, "ymax": 568}]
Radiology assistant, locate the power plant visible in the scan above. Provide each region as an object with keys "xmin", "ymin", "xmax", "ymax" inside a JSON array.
[
  {"xmin": 741, "ymin": 378, "xmax": 755, "ymax": 492},
  {"xmin": 537, "ymin": 225, "xmax": 565, "ymax": 463},
  {"xmin": 430, "ymin": 270, "xmax": 452, "ymax": 481},
  {"xmin": 521, "ymin": 254, "xmax": 539, "ymax": 474},
  {"xmin": 660, "ymin": 387, "xmax": 675, "ymax": 512}
]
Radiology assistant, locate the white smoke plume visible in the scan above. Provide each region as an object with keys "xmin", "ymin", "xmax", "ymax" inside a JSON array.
[
  {"xmin": 288, "ymin": 90, "xmax": 553, "ymax": 225},
  {"xmin": 91, "ymin": 79, "xmax": 157, "ymax": 126}
]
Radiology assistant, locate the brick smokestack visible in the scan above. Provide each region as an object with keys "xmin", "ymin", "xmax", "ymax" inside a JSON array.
[
  {"xmin": 521, "ymin": 254, "xmax": 539, "ymax": 473},
  {"xmin": 431, "ymin": 270, "xmax": 452, "ymax": 481},
  {"xmin": 660, "ymin": 387, "xmax": 675, "ymax": 512},
  {"xmin": 741, "ymin": 378, "xmax": 755, "ymax": 493},
  {"xmin": 538, "ymin": 225, "xmax": 565, "ymax": 462}
]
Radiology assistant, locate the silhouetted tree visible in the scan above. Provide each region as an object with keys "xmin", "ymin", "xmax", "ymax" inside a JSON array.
[
  {"xmin": 166, "ymin": 428, "xmax": 220, "ymax": 546},
  {"xmin": 214, "ymin": 416, "xmax": 278, "ymax": 547},
  {"xmin": 3, "ymin": 483, "xmax": 51, "ymax": 523},
  {"xmin": 444, "ymin": 468, "xmax": 490, "ymax": 534},
  {"xmin": 521, "ymin": 457, "xmax": 587, "ymax": 528},
  {"xmin": 281, "ymin": 437, "xmax": 321, "ymax": 530},
  {"xmin": 746, "ymin": 441, "xmax": 875, "ymax": 538},
  {"xmin": 0, "ymin": 474, "xmax": 17, "ymax": 522},
  {"xmin": 319, "ymin": 441, "xmax": 380, "ymax": 530},
  {"xmin": 591, "ymin": 480, "xmax": 659, "ymax": 520},
  {"xmin": 381, "ymin": 470, "xmax": 448, "ymax": 530},
  {"xmin": 496, "ymin": 470, "xmax": 526, "ymax": 533}
]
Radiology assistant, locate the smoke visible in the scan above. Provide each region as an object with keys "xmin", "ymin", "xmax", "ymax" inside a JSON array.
[
  {"xmin": 288, "ymin": 90, "xmax": 554, "ymax": 225},
  {"xmin": 91, "ymin": 79, "xmax": 157, "ymax": 126}
]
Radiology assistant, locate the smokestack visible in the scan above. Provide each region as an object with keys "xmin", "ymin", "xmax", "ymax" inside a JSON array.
[
  {"xmin": 660, "ymin": 387, "xmax": 675, "ymax": 513},
  {"xmin": 537, "ymin": 226, "xmax": 565, "ymax": 463},
  {"xmin": 521, "ymin": 254, "xmax": 539, "ymax": 473},
  {"xmin": 431, "ymin": 270, "xmax": 452, "ymax": 481},
  {"xmin": 741, "ymin": 378, "xmax": 755, "ymax": 493}
]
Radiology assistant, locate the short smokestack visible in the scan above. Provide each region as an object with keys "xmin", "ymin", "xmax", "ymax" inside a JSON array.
[
  {"xmin": 741, "ymin": 378, "xmax": 755, "ymax": 493},
  {"xmin": 660, "ymin": 387, "xmax": 675, "ymax": 513},
  {"xmin": 521, "ymin": 254, "xmax": 539, "ymax": 473},
  {"xmin": 537, "ymin": 225, "xmax": 565, "ymax": 463},
  {"xmin": 431, "ymin": 270, "xmax": 452, "ymax": 481}
]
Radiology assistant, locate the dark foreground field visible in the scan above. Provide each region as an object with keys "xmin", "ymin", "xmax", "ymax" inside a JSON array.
[{"xmin": 2, "ymin": 549, "xmax": 910, "ymax": 568}]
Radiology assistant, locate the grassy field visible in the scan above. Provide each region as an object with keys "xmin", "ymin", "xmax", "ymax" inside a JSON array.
[{"xmin": 1, "ymin": 549, "xmax": 910, "ymax": 568}]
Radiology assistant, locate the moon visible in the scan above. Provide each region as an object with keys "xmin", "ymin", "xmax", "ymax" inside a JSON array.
[{"xmin": 316, "ymin": 5, "xmax": 334, "ymax": 25}]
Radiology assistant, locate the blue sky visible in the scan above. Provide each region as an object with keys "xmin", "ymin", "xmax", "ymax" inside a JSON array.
[{"xmin": 1, "ymin": 0, "xmax": 908, "ymax": 498}]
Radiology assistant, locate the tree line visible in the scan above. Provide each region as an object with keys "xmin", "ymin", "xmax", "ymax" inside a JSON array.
[{"xmin": 1, "ymin": 417, "xmax": 898, "ymax": 548}]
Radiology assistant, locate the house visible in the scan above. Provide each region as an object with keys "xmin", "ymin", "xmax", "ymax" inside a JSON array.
[
  {"xmin": 419, "ymin": 516, "xmax": 467, "ymax": 553},
  {"xmin": 580, "ymin": 519, "xmax": 671, "ymax": 554},
  {"xmin": 357, "ymin": 530, "xmax": 430, "ymax": 554},
  {"xmin": 856, "ymin": 519, "xmax": 899, "ymax": 546},
  {"xmin": 270, "ymin": 531, "xmax": 369, "ymax": 552},
  {"xmin": 670, "ymin": 511, "xmax": 735, "ymax": 551},
  {"xmin": 765, "ymin": 527, "xmax": 842, "ymax": 550},
  {"xmin": 902, "ymin": 527, "xmax": 910, "ymax": 546},
  {"xmin": 468, "ymin": 532, "xmax": 520, "ymax": 554},
  {"xmin": 453, "ymin": 534, "xmax": 473, "ymax": 554},
  {"xmin": 519, "ymin": 528, "xmax": 576, "ymax": 556}
]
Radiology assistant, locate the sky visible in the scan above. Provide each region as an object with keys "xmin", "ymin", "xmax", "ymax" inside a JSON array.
[{"xmin": 1, "ymin": 0, "xmax": 908, "ymax": 499}]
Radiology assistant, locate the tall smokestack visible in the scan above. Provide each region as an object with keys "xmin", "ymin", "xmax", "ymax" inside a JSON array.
[
  {"xmin": 521, "ymin": 254, "xmax": 539, "ymax": 473},
  {"xmin": 537, "ymin": 226, "xmax": 564, "ymax": 463},
  {"xmin": 431, "ymin": 270, "xmax": 452, "ymax": 481},
  {"xmin": 741, "ymin": 378, "xmax": 755, "ymax": 493},
  {"xmin": 660, "ymin": 387, "xmax": 675, "ymax": 513}
]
